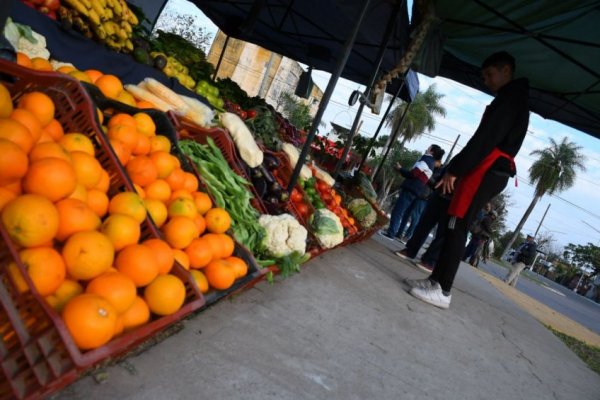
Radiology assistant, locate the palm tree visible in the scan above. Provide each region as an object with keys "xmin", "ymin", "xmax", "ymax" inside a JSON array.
[
  {"xmin": 384, "ymin": 84, "xmax": 446, "ymax": 150},
  {"xmin": 501, "ymin": 137, "xmax": 586, "ymax": 258}
]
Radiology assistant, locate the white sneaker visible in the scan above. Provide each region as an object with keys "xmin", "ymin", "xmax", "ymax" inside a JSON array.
[
  {"xmin": 404, "ymin": 278, "xmax": 434, "ymax": 289},
  {"xmin": 409, "ymin": 282, "xmax": 451, "ymax": 309}
]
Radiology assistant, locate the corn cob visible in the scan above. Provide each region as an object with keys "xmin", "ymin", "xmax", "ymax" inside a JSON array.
[
  {"xmin": 142, "ymin": 78, "xmax": 190, "ymax": 113},
  {"xmin": 124, "ymin": 85, "xmax": 173, "ymax": 112}
]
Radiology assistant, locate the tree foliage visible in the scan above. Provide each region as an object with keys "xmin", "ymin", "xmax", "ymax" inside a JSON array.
[
  {"xmin": 276, "ymin": 91, "xmax": 314, "ymax": 131},
  {"xmin": 153, "ymin": 13, "xmax": 213, "ymax": 51},
  {"xmin": 563, "ymin": 242, "xmax": 600, "ymax": 277}
]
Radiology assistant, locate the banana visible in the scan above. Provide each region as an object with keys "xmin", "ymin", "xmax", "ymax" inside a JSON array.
[
  {"xmin": 116, "ymin": 28, "xmax": 128, "ymax": 40},
  {"xmin": 79, "ymin": 0, "xmax": 91, "ymax": 8},
  {"xmin": 88, "ymin": 9, "xmax": 100, "ymax": 25},
  {"xmin": 103, "ymin": 20, "xmax": 115, "ymax": 36},
  {"xmin": 90, "ymin": 1, "xmax": 106, "ymax": 21},
  {"xmin": 125, "ymin": 39, "xmax": 133, "ymax": 52},
  {"xmin": 105, "ymin": 8, "xmax": 113, "ymax": 20},
  {"xmin": 96, "ymin": 0, "xmax": 107, "ymax": 7},
  {"xmin": 63, "ymin": 0, "xmax": 89, "ymax": 17},
  {"xmin": 109, "ymin": 0, "xmax": 122, "ymax": 16},
  {"xmin": 121, "ymin": 21, "xmax": 132, "ymax": 33},
  {"xmin": 92, "ymin": 25, "xmax": 107, "ymax": 40}
]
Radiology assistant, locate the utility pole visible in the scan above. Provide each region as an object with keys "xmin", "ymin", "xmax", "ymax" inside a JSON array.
[
  {"xmin": 444, "ymin": 134, "xmax": 460, "ymax": 164},
  {"xmin": 534, "ymin": 203, "xmax": 551, "ymax": 238}
]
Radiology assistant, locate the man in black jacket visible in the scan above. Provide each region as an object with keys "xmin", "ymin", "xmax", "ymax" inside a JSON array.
[
  {"xmin": 504, "ymin": 234, "xmax": 537, "ymax": 286},
  {"xmin": 407, "ymin": 51, "xmax": 530, "ymax": 309}
]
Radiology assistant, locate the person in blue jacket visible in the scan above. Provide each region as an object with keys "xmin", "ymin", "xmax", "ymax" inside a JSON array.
[{"xmin": 381, "ymin": 144, "xmax": 445, "ymax": 239}]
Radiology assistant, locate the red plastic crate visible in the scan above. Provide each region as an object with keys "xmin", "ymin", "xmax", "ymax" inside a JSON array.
[{"xmin": 0, "ymin": 60, "xmax": 204, "ymax": 399}]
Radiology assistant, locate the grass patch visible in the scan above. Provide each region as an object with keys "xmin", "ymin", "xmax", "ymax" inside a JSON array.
[{"xmin": 548, "ymin": 326, "xmax": 600, "ymax": 375}]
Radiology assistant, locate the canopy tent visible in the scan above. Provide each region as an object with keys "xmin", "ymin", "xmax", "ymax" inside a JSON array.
[
  {"xmin": 189, "ymin": 0, "xmax": 419, "ymax": 103},
  {"xmin": 411, "ymin": 0, "xmax": 600, "ymax": 139}
]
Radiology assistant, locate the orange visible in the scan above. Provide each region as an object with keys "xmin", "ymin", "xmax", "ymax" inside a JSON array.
[
  {"xmin": 185, "ymin": 237, "xmax": 213, "ymax": 269},
  {"xmin": 68, "ymin": 70, "xmax": 92, "ymax": 84},
  {"xmin": 100, "ymin": 213, "xmax": 140, "ymax": 250},
  {"xmin": 133, "ymin": 183, "xmax": 146, "ymax": 199},
  {"xmin": 4, "ymin": 180, "xmax": 22, "ymax": 195},
  {"xmin": 204, "ymin": 259, "xmax": 236, "ymax": 290},
  {"xmin": 58, "ymin": 133, "xmax": 95, "ymax": 155},
  {"xmin": 62, "ymin": 230, "xmax": 114, "ymax": 280},
  {"xmin": 143, "ymin": 198, "xmax": 167, "ymax": 228},
  {"xmin": 29, "ymin": 141, "xmax": 72, "ymax": 163},
  {"xmin": 70, "ymin": 151, "xmax": 103, "ymax": 189},
  {"xmin": 67, "ymin": 183, "xmax": 88, "ymax": 202},
  {"xmin": 113, "ymin": 317, "xmax": 124, "ymax": 336},
  {"xmin": 10, "ymin": 108, "xmax": 43, "ymax": 142},
  {"xmin": 23, "ymin": 157, "xmax": 77, "ymax": 201},
  {"xmin": 55, "ymin": 198, "xmax": 101, "ymax": 242},
  {"xmin": 165, "ymin": 168, "xmax": 186, "ymax": 191},
  {"xmin": 86, "ymin": 271, "xmax": 137, "ymax": 313},
  {"xmin": 94, "ymin": 169, "xmax": 110, "ymax": 192},
  {"xmin": 56, "ymin": 65, "xmax": 76, "ymax": 74},
  {"xmin": 136, "ymin": 100, "xmax": 155, "ymax": 109},
  {"xmin": 143, "ymin": 239, "xmax": 174, "ymax": 275},
  {"xmin": 204, "ymin": 208, "xmax": 231, "ymax": 234},
  {"xmin": 169, "ymin": 189, "xmax": 193, "ymax": 202},
  {"xmin": 36, "ymin": 131, "xmax": 54, "ymax": 143},
  {"xmin": 116, "ymin": 91, "xmax": 136, "ymax": 107},
  {"xmin": 45, "ymin": 279, "xmax": 83, "ymax": 312},
  {"xmin": 17, "ymin": 91, "xmax": 54, "ymax": 127},
  {"xmin": 182, "ymin": 172, "xmax": 199, "ymax": 192},
  {"xmin": 62, "ymin": 294, "xmax": 117, "ymax": 350},
  {"xmin": 173, "ymin": 249, "xmax": 190, "ymax": 270},
  {"xmin": 1, "ymin": 194, "xmax": 59, "ymax": 247},
  {"xmin": 133, "ymin": 113, "xmax": 156, "ymax": 136},
  {"xmin": 120, "ymin": 296, "xmax": 150, "ymax": 331},
  {"xmin": 43, "ymin": 119, "xmax": 64, "ymax": 141},
  {"xmin": 115, "ymin": 244, "xmax": 159, "ymax": 287},
  {"xmin": 192, "ymin": 192, "xmax": 212, "ymax": 215},
  {"xmin": 0, "ymin": 83, "xmax": 13, "ymax": 118},
  {"xmin": 9, "ymin": 247, "xmax": 66, "ymax": 296},
  {"xmin": 167, "ymin": 197, "xmax": 197, "ymax": 219},
  {"xmin": 132, "ymin": 132, "xmax": 150, "ymax": 156},
  {"xmin": 108, "ymin": 191, "xmax": 146, "ymax": 223},
  {"xmin": 149, "ymin": 151, "xmax": 176, "ymax": 179},
  {"xmin": 143, "ymin": 274, "xmax": 185, "ymax": 316},
  {"xmin": 126, "ymin": 155, "xmax": 158, "ymax": 187},
  {"xmin": 192, "ymin": 214, "xmax": 206, "ymax": 235},
  {"xmin": 189, "ymin": 270, "xmax": 209, "ymax": 293},
  {"xmin": 87, "ymin": 189, "xmax": 109, "ymax": 217},
  {"xmin": 203, "ymin": 233, "xmax": 234, "ymax": 259},
  {"xmin": 144, "ymin": 179, "xmax": 171, "ymax": 203},
  {"xmin": 162, "ymin": 216, "xmax": 199, "ymax": 249},
  {"xmin": 108, "ymin": 113, "xmax": 136, "ymax": 129},
  {"xmin": 149, "ymin": 135, "xmax": 171, "ymax": 153},
  {"xmin": 16, "ymin": 52, "xmax": 32, "ymax": 68},
  {"xmin": 0, "ymin": 139, "xmax": 28, "ymax": 185},
  {"xmin": 109, "ymin": 139, "xmax": 131, "ymax": 165},
  {"xmin": 84, "ymin": 69, "xmax": 103, "ymax": 84},
  {"xmin": 0, "ymin": 118, "xmax": 34, "ymax": 153},
  {"xmin": 30, "ymin": 57, "xmax": 53, "ymax": 71},
  {"xmin": 225, "ymin": 256, "xmax": 248, "ymax": 278},
  {"xmin": 95, "ymin": 75, "xmax": 123, "ymax": 99},
  {"xmin": 0, "ymin": 187, "xmax": 17, "ymax": 211}
]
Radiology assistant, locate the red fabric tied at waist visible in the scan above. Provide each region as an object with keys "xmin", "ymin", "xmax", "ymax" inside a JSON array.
[{"xmin": 448, "ymin": 148, "xmax": 514, "ymax": 218}]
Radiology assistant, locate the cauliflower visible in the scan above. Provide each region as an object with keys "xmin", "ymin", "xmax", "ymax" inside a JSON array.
[
  {"xmin": 311, "ymin": 208, "xmax": 344, "ymax": 249},
  {"xmin": 4, "ymin": 19, "xmax": 50, "ymax": 60},
  {"xmin": 259, "ymin": 214, "xmax": 307, "ymax": 257},
  {"xmin": 347, "ymin": 198, "xmax": 377, "ymax": 228}
]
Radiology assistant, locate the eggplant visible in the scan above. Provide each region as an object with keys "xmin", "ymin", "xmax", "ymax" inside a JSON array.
[
  {"xmin": 251, "ymin": 167, "xmax": 263, "ymax": 179},
  {"xmin": 252, "ymin": 177, "xmax": 268, "ymax": 198},
  {"xmin": 260, "ymin": 165, "xmax": 276, "ymax": 185},
  {"xmin": 263, "ymin": 153, "xmax": 281, "ymax": 170},
  {"xmin": 265, "ymin": 195, "xmax": 280, "ymax": 205}
]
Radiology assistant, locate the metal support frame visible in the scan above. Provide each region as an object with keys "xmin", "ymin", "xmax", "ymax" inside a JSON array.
[
  {"xmin": 287, "ymin": 0, "xmax": 372, "ymax": 193},
  {"xmin": 371, "ymin": 101, "xmax": 411, "ymax": 183},
  {"xmin": 356, "ymin": 77, "xmax": 406, "ymax": 173},
  {"xmin": 332, "ymin": 0, "xmax": 405, "ymax": 177},
  {"xmin": 212, "ymin": 35, "xmax": 230, "ymax": 81}
]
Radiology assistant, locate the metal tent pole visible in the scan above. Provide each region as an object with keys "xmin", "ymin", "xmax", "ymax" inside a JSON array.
[
  {"xmin": 287, "ymin": 0, "xmax": 372, "ymax": 193},
  {"xmin": 371, "ymin": 101, "xmax": 411, "ymax": 182},
  {"xmin": 356, "ymin": 78, "xmax": 405, "ymax": 173},
  {"xmin": 333, "ymin": 0, "xmax": 405, "ymax": 177},
  {"xmin": 212, "ymin": 34, "xmax": 230, "ymax": 81}
]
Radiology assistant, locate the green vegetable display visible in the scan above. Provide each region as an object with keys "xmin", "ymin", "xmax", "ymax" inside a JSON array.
[{"xmin": 244, "ymin": 106, "xmax": 281, "ymax": 150}]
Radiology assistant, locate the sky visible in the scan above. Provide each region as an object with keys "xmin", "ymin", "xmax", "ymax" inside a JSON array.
[{"xmin": 163, "ymin": 0, "xmax": 600, "ymax": 251}]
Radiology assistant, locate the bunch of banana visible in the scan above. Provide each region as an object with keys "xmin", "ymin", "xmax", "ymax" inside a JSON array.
[
  {"xmin": 150, "ymin": 52, "xmax": 196, "ymax": 90},
  {"xmin": 60, "ymin": 0, "xmax": 138, "ymax": 52}
]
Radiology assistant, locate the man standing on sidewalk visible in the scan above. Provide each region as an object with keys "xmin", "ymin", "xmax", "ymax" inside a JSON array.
[
  {"xmin": 504, "ymin": 234, "xmax": 537, "ymax": 286},
  {"xmin": 406, "ymin": 51, "xmax": 530, "ymax": 309}
]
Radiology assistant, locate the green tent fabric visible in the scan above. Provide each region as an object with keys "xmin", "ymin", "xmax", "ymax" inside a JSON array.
[{"xmin": 412, "ymin": 0, "xmax": 600, "ymax": 138}]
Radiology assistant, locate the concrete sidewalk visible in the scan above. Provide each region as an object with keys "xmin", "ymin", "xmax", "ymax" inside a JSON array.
[{"xmin": 55, "ymin": 238, "xmax": 600, "ymax": 400}]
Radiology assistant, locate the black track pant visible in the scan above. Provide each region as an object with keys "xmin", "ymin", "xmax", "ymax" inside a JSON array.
[
  {"xmin": 430, "ymin": 172, "xmax": 509, "ymax": 292},
  {"xmin": 404, "ymin": 194, "xmax": 450, "ymax": 259}
]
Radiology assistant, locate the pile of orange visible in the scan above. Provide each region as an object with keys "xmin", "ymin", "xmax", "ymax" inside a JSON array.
[
  {"xmin": 102, "ymin": 112, "xmax": 248, "ymax": 295},
  {"xmin": 0, "ymin": 81, "xmax": 194, "ymax": 351}
]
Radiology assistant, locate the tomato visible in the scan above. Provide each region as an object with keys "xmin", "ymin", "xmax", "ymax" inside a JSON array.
[
  {"xmin": 291, "ymin": 189, "xmax": 303, "ymax": 203},
  {"xmin": 321, "ymin": 192, "xmax": 333, "ymax": 203},
  {"xmin": 238, "ymin": 110, "xmax": 247, "ymax": 120},
  {"xmin": 295, "ymin": 202, "xmax": 309, "ymax": 217},
  {"xmin": 246, "ymin": 109, "xmax": 257, "ymax": 119},
  {"xmin": 317, "ymin": 181, "xmax": 330, "ymax": 193}
]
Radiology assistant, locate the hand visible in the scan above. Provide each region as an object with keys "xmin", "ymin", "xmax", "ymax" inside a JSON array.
[
  {"xmin": 394, "ymin": 162, "xmax": 402, "ymax": 170},
  {"xmin": 435, "ymin": 173, "xmax": 457, "ymax": 195}
]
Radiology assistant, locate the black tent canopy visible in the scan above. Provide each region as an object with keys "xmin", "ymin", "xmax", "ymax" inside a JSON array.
[{"xmin": 191, "ymin": 0, "xmax": 419, "ymax": 103}]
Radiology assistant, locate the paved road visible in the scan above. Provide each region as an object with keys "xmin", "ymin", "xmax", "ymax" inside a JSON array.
[{"xmin": 478, "ymin": 259, "xmax": 600, "ymax": 335}]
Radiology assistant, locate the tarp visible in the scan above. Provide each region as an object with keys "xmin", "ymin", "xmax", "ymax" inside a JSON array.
[
  {"xmin": 412, "ymin": 0, "xmax": 600, "ymax": 139},
  {"xmin": 191, "ymin": 0, "xmax": 419, "ymax": 103}
]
